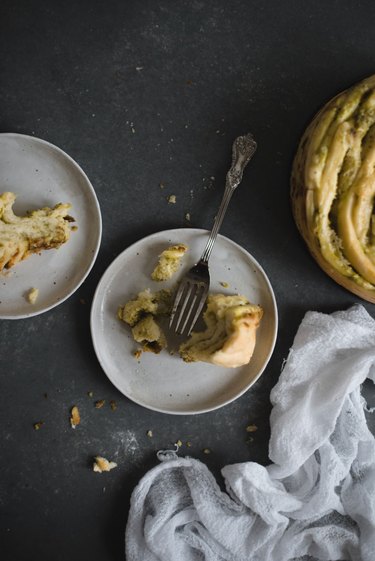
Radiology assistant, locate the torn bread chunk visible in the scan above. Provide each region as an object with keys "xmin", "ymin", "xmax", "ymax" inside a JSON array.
[
  {"xmin": 0, "ymin": 192, "xmax": 74, "ymax": 272},
  {"xmin": 131, "ymin": 314, "xmax": 167, "ymax": 353},
  {"xmin": 151, "ymin": 243, "xmax": 188, "ymax": 281},
  {"xmin": 179, "ymin": 294, "xmax": 263, "ymax": 368},
  {"xmin": 118, "ymin": 289, "xmax": 171, "ymax": 354},
  {"xmin": 118, "ymin": 288, "xmax": 171, "ymax": 326}
]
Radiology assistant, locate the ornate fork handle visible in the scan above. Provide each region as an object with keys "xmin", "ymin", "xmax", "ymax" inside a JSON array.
[{"xmin": 200, "ymin": 133, "xmax": 257, "ymax": 263}]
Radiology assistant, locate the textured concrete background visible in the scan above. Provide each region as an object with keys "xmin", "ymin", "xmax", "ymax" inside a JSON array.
[{"xmin": 1, "ymin": 1, "xmax": 375, "ymax": 560}]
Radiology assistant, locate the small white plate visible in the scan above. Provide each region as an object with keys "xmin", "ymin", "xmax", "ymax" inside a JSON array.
[
  {"xmin": 91, "ymin": 228, "xmax": 278, "ymax": 415},
  {"xmin": 0, "ymin": 133, "xmax": 102, "ymax": 319}
]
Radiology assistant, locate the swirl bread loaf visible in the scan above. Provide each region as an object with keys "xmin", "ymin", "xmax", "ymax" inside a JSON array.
[{"xmin": 291, "ymin": 74, "xmax": 375, "ymax": 302}]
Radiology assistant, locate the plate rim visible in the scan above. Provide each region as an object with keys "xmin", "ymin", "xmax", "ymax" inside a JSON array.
[
  {"xmin": 0, "ymin": 132, "xmax": 102, "ymax": 320},
  {"xmin": 90, "ymin": 227, "xmax": 278, "ymax": 415}
]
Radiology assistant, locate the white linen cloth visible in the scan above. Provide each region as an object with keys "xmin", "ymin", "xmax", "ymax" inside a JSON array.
[{"xmin": 125, "ymin": 305, "xmax": 375, "ymax": 561}]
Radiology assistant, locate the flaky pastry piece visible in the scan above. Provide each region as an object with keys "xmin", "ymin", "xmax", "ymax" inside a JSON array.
[
  {"xmin": 179, "ymin": 294, "xmax": 263, "ymax": 368},
  {"xmin": 151, "ymin": 243, "xmax": 188, "ymax": 281},
  {"xmin": 0, "ymin": 191, "xmax": 74, "ymax": 271},
  {"xmin": 291, "ymin": 74, "xmax": 375, "ymax": 299}
]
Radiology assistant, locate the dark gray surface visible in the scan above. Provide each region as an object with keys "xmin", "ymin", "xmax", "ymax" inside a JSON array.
[{"xmin": 1, "ymin": 1, "xmax": 375, "ymax": 560}]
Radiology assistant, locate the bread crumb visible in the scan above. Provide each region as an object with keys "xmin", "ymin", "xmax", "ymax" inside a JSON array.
[
  {"xmin": 146, "ymin": 430, "xmax": 153, "ymax": 437},
  {"xmin": 133, "ymin": 349, "xmax": 142, "ymax": 359},
  {"xmin": 246, "ymin": 424, "xmax": 258, "ymax": 433},
  {"xmin": 93, "ymin": 456, "xmax": 118, "ymax": 473},
  {"xmin": 220, "ymin": 281, "xmax": 229, "ymax": 288},
  {"xmin": 185, "ymin": 212, "xmax": 191, "ymax": 221},
  {"xmin": 87, "ymin": 391, "xmax": 93, "ymax": 398},
  {"xmin": 70, "ymin": 405, "xmax": 80, "ymax": 428},
  {"xmin": 95, "ymin": 399, "xmax": 105, "ymax": 409},
  {"xmin": 26, "ymin": 287, "xmax": 39, "ymax": 304},
  {"xmin": 168, "ymin": 195, "xmax": 176, "ymax": 204},
  {"xmin": 175, "ymin": 439, "xmax": 182, "ymax": 448},
  {"xmin": 33, "ymin": 422, "xmax": 43, "ymax": 430},
  {"xmin": 110, "ymin": 400, "xmax": 117, "ymax": 411},
  {"xmin": 186, "ymin": 441, "xmax": 192, "ymax": 447},
  {"xmin": 203, "ymin": 448, "xmax": 211, "ymax": 454}
]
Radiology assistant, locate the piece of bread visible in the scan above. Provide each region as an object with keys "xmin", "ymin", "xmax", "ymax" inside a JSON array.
[
  {"xmin": 151, "ymin": 243, "xmax": 188, "ymax": 281},
  {"xmin": 291, "ymin": 74, "xmax": 375, "ymax": 302},
  {"xmin": 131, "ymin": 314, "xmax": 167, "ymax": 353},
  {"xmin": 118, "ymin": 288, "xmax": 171, "ymax": 354},
  {"xmin": 179, "ymin": 294, "xmax": 263, "ymax": 368},
  {"xmin": 118, "ymin": 288, "xmax": 171, "ymax": 326},
  {"xmin": 0, "ymin": 191, "xmax": 74, "ymax": 271}
]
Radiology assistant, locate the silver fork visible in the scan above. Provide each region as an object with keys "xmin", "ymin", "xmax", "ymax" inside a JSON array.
[{"xmin": 169, "ymin": 133, "xmax": 257, "ymax": 335}]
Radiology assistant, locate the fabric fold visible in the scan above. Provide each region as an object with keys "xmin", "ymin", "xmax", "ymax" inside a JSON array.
[{"xmin": 126, "ymin": 305, "xmax": 375, "ymax": 561}]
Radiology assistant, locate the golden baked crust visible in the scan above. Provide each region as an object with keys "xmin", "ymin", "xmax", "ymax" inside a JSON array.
[
  {"xmin": 0, "ymin": 191, "xmax": 74, "ymax": 271},
  {"xmin": 291, "ymin": 74, "xmax": 375, "ymax": 302},
  {"xmin": 179, "ymin": 294, "xmax": 263, "ymax": 368},
  {"xmin": 151, "ymin": 243, "xmax": 188, "ymax": 281}
]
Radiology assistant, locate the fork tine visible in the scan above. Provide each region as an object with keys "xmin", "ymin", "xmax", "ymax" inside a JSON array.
[
  {"xmin": 178, "ymin": 283, "xmax": 208, "ymax": 335},
  {"xmin": 174, "ymin": 283, "xmax": 194, "ymax": 332},
  {"xmin": 185, "ymin": 285, "xmax": 208, "ymax": 335},
  {"xmin": 178, "ymin": 284, "xmax": 200, "ymax": 335},
  {"xmin": 169, "ymin": 281, "xmax": 192, "ymax": 331},
  {"xmin": 169, "ymin": 282, "xmax": 185, "ymax": 328},
  {"xmin": 169, "ymin": 261, "xmax": 210, "ymax": 335}
]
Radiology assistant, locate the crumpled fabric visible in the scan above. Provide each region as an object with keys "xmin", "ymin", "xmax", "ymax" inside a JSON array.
[{"xmin": 125, "ymin": 305, "xmax": 375, "ymax": 561}]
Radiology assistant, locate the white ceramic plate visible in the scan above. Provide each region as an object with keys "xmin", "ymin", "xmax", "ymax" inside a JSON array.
[
  {"xmin": 91, "ymin": 228, "xmax": 278, "ymax": 415},
  {"xmin": 0, "ymin": 133, "xmax": 101, "ymax": 319}
]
